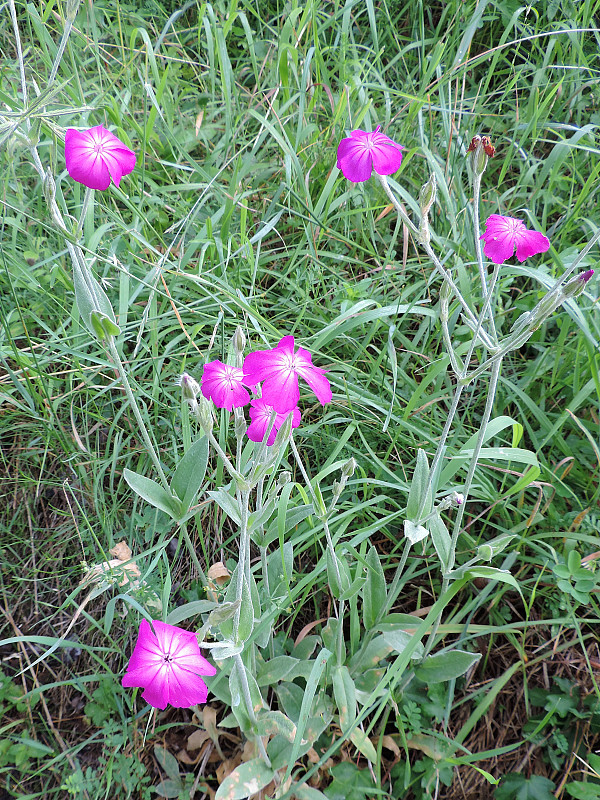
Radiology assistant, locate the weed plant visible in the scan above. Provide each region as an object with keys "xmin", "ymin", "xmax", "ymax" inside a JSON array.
[{"xmin": 0, "ymin": 0, "xmax": 599, "ymax": 799}]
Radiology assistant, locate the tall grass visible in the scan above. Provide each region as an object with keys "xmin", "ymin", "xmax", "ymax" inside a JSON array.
[{"xmin": 0, "ymin": 0, "xmax": 599, "ymax": 797}]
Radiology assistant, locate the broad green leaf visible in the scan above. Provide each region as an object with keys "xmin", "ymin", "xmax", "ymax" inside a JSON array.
[
  {"xmin": 257, "ymin": 656, "xmax": 300, "ymax": 686},
  {"xmin": 429, "ymin": 513, "xmax": 453, "ymax": 571},
  {"xmin": 332, "ymin": 665, "xmax": 356, "ymax": 729},
  {"xmin": 327, "ymin": 550, "xmax": 351, "ymax": 599},
  {"xmin": 214, "ymin": 758, "xmax": 275, "ymax": 800},
  {"xmin": 446, "ymin": 565, "xmax": 522, "ymax": 594},
  {"xmin": 495, "ymin": 773, "xmax": 556, "ymax": 800},
  {"xmin": 247, "ymin": 499, "xmax": 276, "ymax": 536},
  {"xmin": 153, "ymin": 779, "xmax": 183, "ymax": 798},
  {"xmin": 153, "ymin": 747, "xmax": 181, "ymax": 783},
  {"xmin": 228, "ymin": 668, "xmax": 264, "ymax": 734},
  {"xmin": 362, "ymin": 545, "xmax": 386, "ymax": 630},
  {"xmin": 466, "ymin": 566, "xmax": 522, "ymax": 593},
  {"xmin": 405, "ymin": 448, "xmax": 431, "ymax": 521},
  {"xmin": 123, "ymin": 468, "xmax": 182, "ymax": 519},
  {"xmin": 349, "ymin": 729, "xmax": 377, "ymax": 763},
  {"xmin": 565, "ymin": 781, "xmax": 600, "ymax": 799},
  {"xmin": 382, "ymin": 629, "xmax": 424, "ymax": 661},
  {"xmin": 415, "ymin": 649, "xmax": 481, "ymax": 683},
  {"xmin": 477, "ymin": 534, "xmax": 515, "ymax": 562},
  {"xmin": 236, "ymin": 573, "xmax": 254, "ymax": 644},
  {"xmin": 267, "ymin": 542, "xmax": 294, "ymax": 597},
  {"xmin": 208, "ymin": 487, "xmax": 241, "ymax": 525},
  {"xmin": 255, "ymin": 710, "xmax": 297, "ymax": 742},
  {"xmin": 290, "ymin": 786, "xmax": 329, "ymax": 800},
  {"xmin": 170, "ymin": 435, "xmax": 209, "ymax": 510},
  {"xmin": 165, "ymin": 600, "xmax": 217, "ymax": 626}
]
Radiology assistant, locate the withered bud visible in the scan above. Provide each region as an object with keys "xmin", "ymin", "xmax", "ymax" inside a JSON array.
[{"xmin": 467, "ymin": 134, "xmax": 495, "ymax": 178}]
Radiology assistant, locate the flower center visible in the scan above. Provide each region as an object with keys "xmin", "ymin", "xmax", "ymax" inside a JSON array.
[
  {"xmin": 162, "ymin": 653, "xmax": 173, "ymax": 663},
  {"xmin": 224, "ymin": 366, "xmax": 240, "ymax": 387}
]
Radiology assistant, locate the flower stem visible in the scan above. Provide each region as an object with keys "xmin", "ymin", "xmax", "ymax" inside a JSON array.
[
  {"xmin": 75, "ymin": 187, "xmax": 94, "ymax": 241},
  {"xmin": 289, "ymin": 435, "xmax": 343, "ymax": 592},
  {"xmin": 106, "ymin": 336, "xmax": 170, "ymax": 492},
  {"xmin": 376, "ymin": 175, "xmax": 495, "ymax": 349},
  {"xmin": 179, "ymin": 520, "xmax": 207, "ymax": 586},
  {"xmin": 423, "ymin": 357, "xmax": 503, "ymax": 657},
  {"xmin": 47, "ymin": 15, "xmax": 75, "ymax": 88},
  {"xmin": 233, "ymin": 489, "xmax": 251, "ymax": 642},
  {"xmin": 233, "ymin": 654, "xmax": 271, "ymax": 766}
]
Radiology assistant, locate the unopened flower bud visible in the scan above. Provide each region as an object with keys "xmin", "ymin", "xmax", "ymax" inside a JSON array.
[
  {"xmin": 341, "ymin": 456, "xmax": 357, "ymax": 479},
  {"xmin": 233, "ymin": 326, "xmax": 246, "ymax": 355},
  {"xmin": 273, "ymin": 412, "xmax": 293, "ymax": 448},
  {"xmin": 452, "ymin": 492, "xmax": 464, "ymax": 506},
  {"xmin": 194, "ymin": 393, "xmax": 214, "ymax": 435},
  {"xmin": 177, "ymin": 372, "xmax": 201, "ymax": 403},
  {"xmin": 43, "ymin": 168, "xmax": 56, "ymax": 206},
  {"xmin": 561, "ymin": 269, "xmax": 594, "ymax": 299},
  {"xmin": 66, "ymin": 0, "xmax": 82, "ymax": 21},
  {"xmin": 278, "ymin": 471, "xmax": 292, "ymax": 486},
  {"xmin": 418, "ymin": 174, "xmax": 437, "ymax": 217},
  {"xmin": 234, "ymin": 408, "xmax": 247, "ymax": 439}
]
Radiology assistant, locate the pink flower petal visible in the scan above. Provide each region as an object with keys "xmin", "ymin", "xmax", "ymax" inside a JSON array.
[
  {"xmin": 262, "ymin": 368, "xmax": 300, "ymax": 414},
  {"xmin": 64, "ymin": 124, "xmax": 136, "ymax": 190},
  {"xmin": 167, "ymin": 669, "xmax": 208, "ymax": 707},
  {"xmin": 122, "ymin": 620, "xmax": 216, "ymax": 710},
  {"xmin": 298, "ymin": 365, "xmax": 332, "ymax": 406},
  {"xmin": 337, "ymin": 140, "xmax": 373, "ymax": 182},
  {"xmin": 514, "ymin": 230, "xmax": 550, "ymax": 262},
  {"xmin": 337, "ymin": 128, "xmax": 403, "ymax": 182},
  {"xmin": 244, "ymin": 343, "xmax": 290, "ymax": 385},
  {"xmin": 369, "ymin": 131, "xmax": 404, "ymax": 176},
  {"xmin": 480, "ymin": 214, "xmax": 550, "ymax": 265},
  {"xmin": 247, "ymin": 399, "xmax": 277, "ymax": 444},
  {"xmin": 201, "ymin": 360, "xmax": 250, "ymax": 410}
]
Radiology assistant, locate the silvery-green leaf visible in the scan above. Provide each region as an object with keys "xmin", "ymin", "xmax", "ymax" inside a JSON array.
[{"xmin": 404, "ymin": 519, "xmax": 429, "ymax": 544}]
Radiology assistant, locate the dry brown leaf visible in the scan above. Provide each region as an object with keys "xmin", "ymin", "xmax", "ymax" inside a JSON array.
[
  {"xmin": 176, "ymin": 749, "xmax": 197, "ymax": 765},
  {"xmin": 207, "ymin": 562, "xmax": 231, "ymax": 601},
  {"xmin": 187, "ymin": 730, "xmax": 211, "ymax": 751},
  {"xmin": 200, "ymin": 706, "xmax": 224, "ymax": 758},
  {"xmin": 216, "ymin": 752, "xmax": 242, "ymax": 785},
  {"xmin": 109, "ymin": 541, "xmax": 132, "ymax": 561},
  {"xmin": 382, "ymin": 735, "xmax": 401, "ymax": 759},
  {"xmin": 208, "ymin": 562, "xmax": 230, "ymax": 584}
]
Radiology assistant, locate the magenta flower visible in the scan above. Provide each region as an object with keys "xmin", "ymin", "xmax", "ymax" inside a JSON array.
[
  {"xmin": 122, "ymin": 619, "xmax": 216, "ymax": 710},
  {"xmin": 201, "ymin": 360, "xmax": 251, "ymax": 411},
  {"xmin": 336, "ymin": 126, "xmax": 404, "ymax": 183},
  {"xmin": 480, "ymin": 215, "xmax": 550, "ymax": 264},
  {"xmin": 65, "ymin": 125, "xmax": 136, "ymax": 190},
  {"xmin": 243, "ymin": 336, "xmax": 332, "ymax": 414},
  {"xmin": 247, "ymin": 398, "xmax": 301, "ymax": 446}
]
